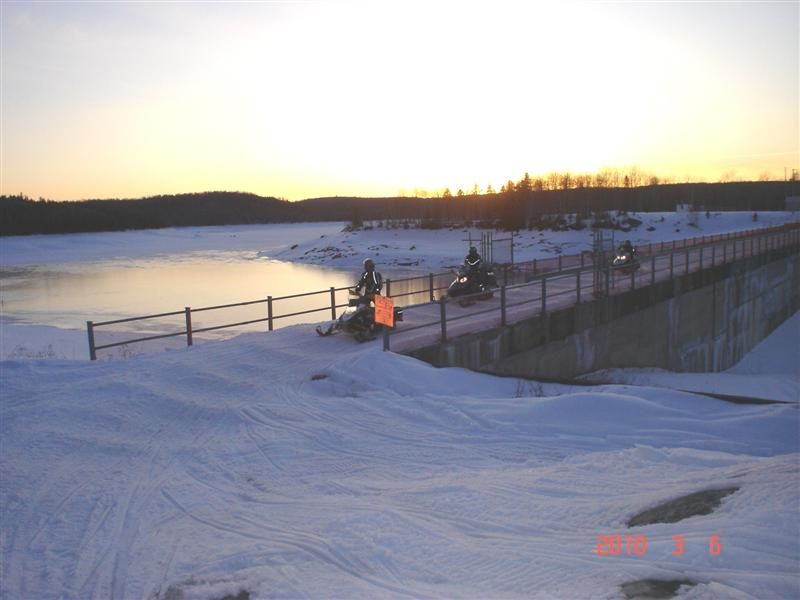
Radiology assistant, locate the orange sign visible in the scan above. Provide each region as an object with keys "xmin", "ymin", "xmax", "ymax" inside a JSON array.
[{"xmin": 373, "ymin": 294, "xmax": 395, "ymax": 328}]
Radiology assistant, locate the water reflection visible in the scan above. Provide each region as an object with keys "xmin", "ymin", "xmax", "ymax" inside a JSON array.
[
  {"xmin": 0, "ymin": 252, "xmax": 458, "ymax": 360},
  {"xmin": 0, "ymin": 253, "xmax": 355, "ymax": 339}
]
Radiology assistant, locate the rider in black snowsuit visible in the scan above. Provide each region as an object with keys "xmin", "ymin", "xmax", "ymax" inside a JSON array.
[
  {"xmin": 619, "ymin": 240, "xmax": 636, "ymax": 257},
  {"xmin": 355, "ymin": 258, "xmax": 383, "ymax": 307},
  {"xmin": 464, "ymin": 246, "xmax": 483, "ymax": 286},
  {"xmin": 353, "ymin": 258, "xmax": 383, "ymax": 331}
]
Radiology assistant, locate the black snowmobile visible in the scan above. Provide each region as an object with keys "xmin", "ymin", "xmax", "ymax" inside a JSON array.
[
  {"xmin": 610, "ymin": 247, "xmax": 640, "ymax": 274},
  {"xmin": 446, "ymin": 265, "xmax": 498, "ymax": 303},
  {"xmin": 316, "ymin": 290, "xmax": 403, "ymax": 343}
]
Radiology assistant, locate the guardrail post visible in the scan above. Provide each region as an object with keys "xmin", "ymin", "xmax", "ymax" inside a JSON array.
[
  {"xmin": 385, "ymin": 279, "xmax": 391, "ymax": 297},
  {"xmin": 699, "ymin": 246, "xmax": 704, "ymax": 270},
  {"xmin": 501, "ymin": 285, "xmax": 507, "ymax": 325},
  {"xmin": 723, "ymin": 241, "xmax": 727, "ymax": 263},
  {"xmin": 685, "ymin": 250, "xmax": 690, "ymax": 276},
  {"xmin": 733, "ymin": 240, "xmax": 737, "ymax": 261},
  {"xmin": 330, "ymin": 287, "xmax": 337, "ymax": 320},
  {"xmin": 429, "ymin": 273, "xmax": 435, "ymax": 302},
  {"xmin": 541, "ymin": 276, "xmax": 547, "ymax": 314},
  {"xmin": 669, "ymin": 252, "xmax": 674, "ymax": 278},
  {"xmin": 533, "ymin": 258, "xmax": 537, "ymax": 275},
  {"xmin": 439, "ymin": 297, "xmax": 447, "ymax": 342},
  {"xmin": 267, "ymin": 296, "xmax": 274, "ymax": 331},
  {"xmin": 185, "ymin": 307, "xmax": 193, "ymax": 346},
  {"xmin": 576, "ymin": 271, "xmax": 581, "ymax": 304},
  {"xmin": 87, "ymin": 321, "xmax": 97, "ymax": 361},
  {"xmin": 558, "ymin": 255, "xmax": 562, "ymax": 271},
  {"xmin": 651, "ymin": 255, "xmax": 655, "ymax": 286},
  {"xmin": 383, "ymin": 327, "xmax": 390, "ymax": 352}
]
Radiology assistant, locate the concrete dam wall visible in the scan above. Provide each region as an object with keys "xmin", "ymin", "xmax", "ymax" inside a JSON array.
[{"xmin": 408, "ymin": 245, "xmax": 800, "ymax": 380}]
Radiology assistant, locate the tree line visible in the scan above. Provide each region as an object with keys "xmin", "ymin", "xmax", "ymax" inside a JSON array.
[
  {"xmin": 1, "ymin": 179, "xmax": 795, "ymax": 236},
  {"xmin": 406, "ymin": 166, "xmax": 793, "ymax": 199},
  {"xmin": 0, "ymin": 192, "xmax": 294, "ymax": 236}
]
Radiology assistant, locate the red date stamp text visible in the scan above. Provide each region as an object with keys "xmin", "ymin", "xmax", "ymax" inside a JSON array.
[{"xmin": 596, "ymin": 535, "xmax": 722, "ymax": 556}]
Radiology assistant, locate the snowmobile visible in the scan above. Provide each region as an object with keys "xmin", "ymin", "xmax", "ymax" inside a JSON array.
[
  {"xmin": 610, "ymin": 248, "xmax": 640, "ymax": 274},
  {"xmin": 315, "ymin": 290, "xmax": 403, "ymax": 342},
  {"xmin": 446, "ymin": 265, "xmax": 498, "ymax": 304}
]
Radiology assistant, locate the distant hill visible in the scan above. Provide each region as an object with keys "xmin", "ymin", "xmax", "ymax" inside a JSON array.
[
  {"xmin": 0, "ymin": 192, "xmax": 295, "ymax": 236},
  {"xmin": 0, "ymin": 181, "xmax": 792, "ymax": 236}
]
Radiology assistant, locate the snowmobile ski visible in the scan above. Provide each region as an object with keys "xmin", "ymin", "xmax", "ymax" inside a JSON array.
[{"xmin": 316, "ymin": 324, "xmax": 336, "ymax": 336}]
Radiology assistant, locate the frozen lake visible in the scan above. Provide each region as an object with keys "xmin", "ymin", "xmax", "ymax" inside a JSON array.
[{"xmin": 1, "ymin": 252, "xmax": 355, "ymax": 336}]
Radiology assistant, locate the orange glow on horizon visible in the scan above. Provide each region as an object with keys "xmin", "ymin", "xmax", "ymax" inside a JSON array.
[{"xmin": 1, "ymin": 2, "xmax": 797, "ymax": 202}]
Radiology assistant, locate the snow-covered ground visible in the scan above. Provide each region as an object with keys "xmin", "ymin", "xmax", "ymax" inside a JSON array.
[
  {"xmin": 1, "ymin": 313, "xmax": 798, "ymax": 599},
  {"xmin": 1, "ymin": 211, "xmax": 798, "ymax": 599},
  {"xmin": 2, "ymin": 211, "xmax": 796, "ymax": 272}
]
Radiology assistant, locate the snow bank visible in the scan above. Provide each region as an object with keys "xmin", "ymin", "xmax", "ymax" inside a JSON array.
[
  {"xmin": 270, "ymin": 211, "xmax": 798, "ymax": 272},
  {"xmin": 581, "ymin": 313, "xmax": 800, "ymax": 403},
  {"xmin": 1, "ymin": 325, "xmax": 798, "ymax": 599}
]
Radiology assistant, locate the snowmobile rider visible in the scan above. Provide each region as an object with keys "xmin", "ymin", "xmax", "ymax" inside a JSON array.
[
  {"xmin": 619, "ymin": 240, "xmax": 636, "ymax": 256},
  {"xmin": 354, "ymin": 258, "xmax": 383, "ymax": 308},
  {"xmin": 464, "ymin": 246, "xmax": 483, "ymax": 285},
  {"xmin": 464, "ymin": 246, "xmax": 482, "ymax": 273}
]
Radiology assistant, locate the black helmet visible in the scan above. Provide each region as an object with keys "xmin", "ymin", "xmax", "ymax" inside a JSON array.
[
  {"xmin": 363, "ymin": 258, "xmax": 375, "ymax": 270},
  {"xmin": 469, "ymin": 246, "xmax": 478, "ymax": 254}
]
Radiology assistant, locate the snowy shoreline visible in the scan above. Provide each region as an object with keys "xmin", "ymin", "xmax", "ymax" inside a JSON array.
[{"xmin": 1, "ymin": 211, "xmax": 797, "ymax": 362}]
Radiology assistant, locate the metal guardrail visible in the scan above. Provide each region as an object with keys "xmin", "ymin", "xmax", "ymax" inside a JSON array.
[
  {"xmin": 381, "ymin": 224, "xmax": 800, "ymax": 352},
  {"xmin": 86, "ymin": 223, "xmax": 799, "ymax": 359},
  {"xmin": 86, "ymin": 271, "xmax": 455, "ymax": 360}
]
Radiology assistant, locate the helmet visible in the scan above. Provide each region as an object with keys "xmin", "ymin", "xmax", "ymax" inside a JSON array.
[
  {"xmin": 363, "ymin": 258, "xmax": 375, "ymax": 270},
  {"xmin": 469, "ymin": 246, "xmax": 478, "ymax": 254}
]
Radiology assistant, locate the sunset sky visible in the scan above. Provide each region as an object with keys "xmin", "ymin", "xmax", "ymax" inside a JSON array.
[{"xmin": 1, "ymin": 1, "xmax": 798, "ymax": 201}]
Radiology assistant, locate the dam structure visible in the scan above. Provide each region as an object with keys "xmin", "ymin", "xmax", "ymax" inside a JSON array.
[{"xmin": 387, "ymin": 224, "xmax": 800, "ymax": 380}]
